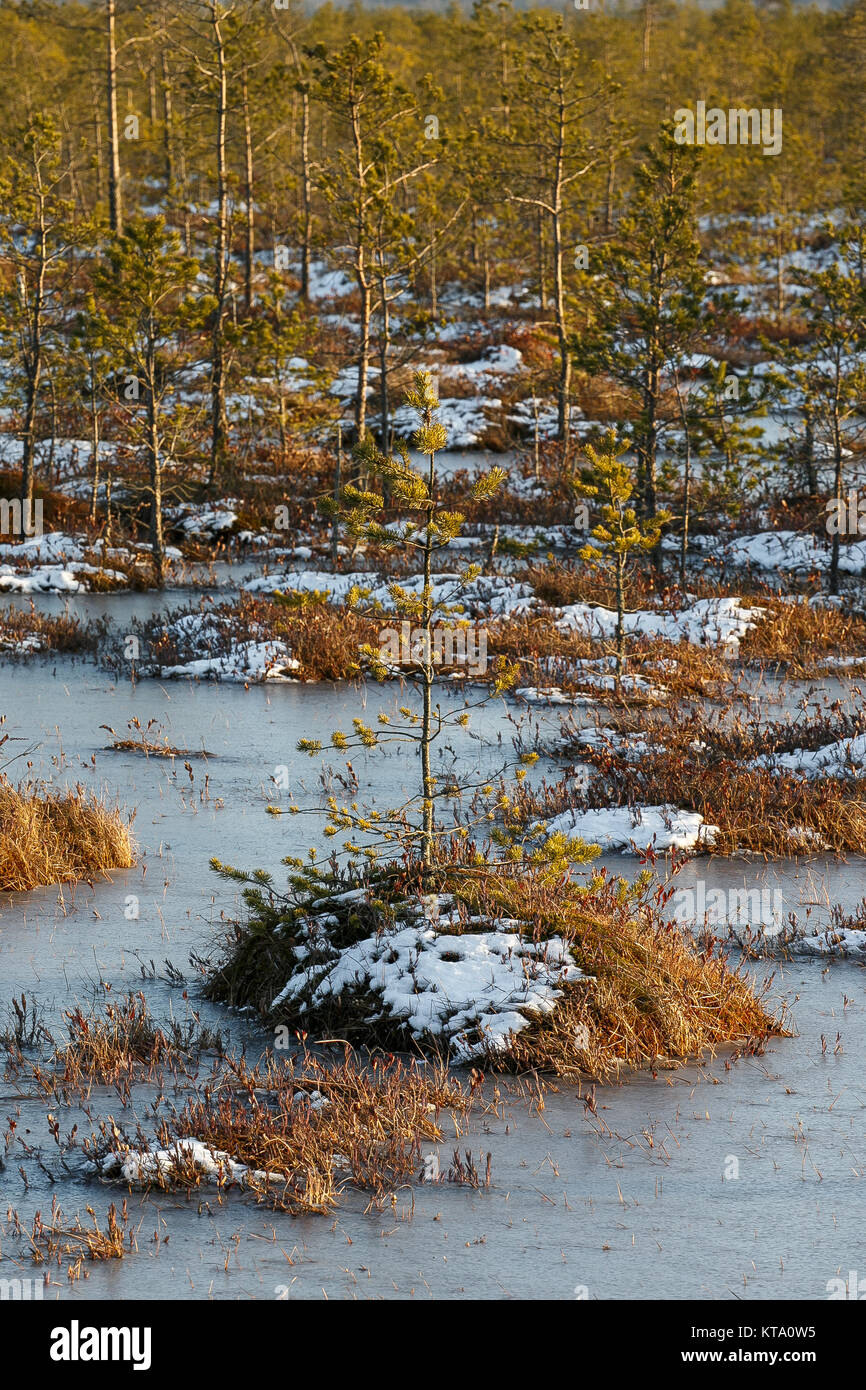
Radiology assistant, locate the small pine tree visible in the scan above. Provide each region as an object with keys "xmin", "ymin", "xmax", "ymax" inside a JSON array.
[
  {"xmin": 94, "ymin": 216, "xmax": 205, "ymax": 587},
  {"xmin": 573, "ymin": 429, "xmax": 670, "ymax": 690},
  {"xmin": 271, "ymin": 369, "xmax": 597, "ymax": 884}
]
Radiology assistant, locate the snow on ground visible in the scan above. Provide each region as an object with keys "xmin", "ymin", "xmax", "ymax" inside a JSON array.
[
  {"xmin": 714, "ymin": 530, "xmax": 866, "ymax": 575},
  {"xmin": 574, "ymin": 726, "xmax": 661, "ymax": 758},
  {"xmin": 160, "ymin": 640, "xmax": 299, "ymax": 682},
  {"xmin": 440, "ymin": 344, "xmax": 523, "ymax": 386},
  {"xmin": 506, "ymin": 399, "xmax": 585, "ymax": 440},
  {"xmin": 755, "ymin": 732, "xmax": 866, "ymax": 778},
  {"xmin": 164, "ymin": 500, "xmax": 239, "ymax": 537},
  {"xmin": 390, "ymin": 396, "xmax": 502, "ymax": 448},
  {"xmin": 793, "ymin": 925, "xmax": 866, "ymax": 958},
  {"xmin": 96, "ymin": 1137, "xmax": 265, "ymax": 1186},
  {"xmin": 0, "ymin": 562, "xmax": 126, "ymax": 593},
  {"xmin": 0, "ymin": 531, "xmax": 86, "ymax": 563},
  {"xmin": 271, "ymin": 898, "xmax": 589, "ymax": 1061},
  {"xmin": 245, "ymin": 570, "xmax": 762, "ymax": 651},
  {"xmin": 149, "ymin": 612, "xmax": 300, "ymax": 683},
  {"xmin": 556, "ymin": 596, "xmax": 763, "ymax": 652},
  {"xmin": 540, "ymin": 804, "xmax": 718, "ymax": 853},
  {"xmin": 245, "ymin": 568, "xmax": 537, "ymax": 618},
  {"xmin": 517, "ymin": 663, "xmax": 668, "ymax": 702}
]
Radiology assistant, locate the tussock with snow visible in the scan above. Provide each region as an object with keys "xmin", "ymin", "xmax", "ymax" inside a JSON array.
[
  {"xmin": 271, "ymin": 898, "xmax": 589, "ymax": 1061},
  {"xmin": 755, "ymin": 732, "xmax": 866, "ymax": 778},
  {"xmin": 540, "ymin": 804, "xmax": 718, "ymax": 853}
]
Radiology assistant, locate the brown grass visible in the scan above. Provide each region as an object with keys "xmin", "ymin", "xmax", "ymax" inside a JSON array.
[
  {"xmin": 457, "ymin": 867, "xmax": 781, "ymax": 1080},
  {"xmin": 0, "ymin": 603, "xmax": 104, "ymax": 655},
  {"xmin": 89, "ymin": 1048, "xmax": 474, "ymax": 1214},
  {"xmin": 22, "ymin": 1198, "xmax": 134, "ymax": 1282},
  {"xmin": 34, "ymin": 992, "xmax": 225, "ymax": 1095},
  {"xmin": 519, "ymin": 704, "xmax": 866, "ymax": 856},
  {"xmin": 741, "ymin": 597, "xmax": 866, "ymax": 672},
  {"xmin": 0, "ymin": 778, "xmax": 134, "ymax": 892},
  {"xmin": 487, "ymin": 616, "xmax": 732, "ymax": 701},
  {"xmin": 204, "ymin": 849, "xmax": 781, "ymax": 1081}
]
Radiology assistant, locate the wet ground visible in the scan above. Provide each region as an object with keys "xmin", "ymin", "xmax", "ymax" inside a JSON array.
[{"xmin": 1, "ymin": 642, "xmax": 866, "ymax": 1300}]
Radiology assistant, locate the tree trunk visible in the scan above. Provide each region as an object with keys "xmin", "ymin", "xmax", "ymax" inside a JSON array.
[
  {"xmin": 299, "ymin": 87, "xmax": 312, "ymax": 303},
  {"xmin": 378, "ymin": 274, "xmax": 390, "ymax": 454},
  {"xmin": 209, "ymin": 1, "xmax": 230, "ymax": 485},
  {"xmin": 553, "ymin": 89, "xmax": 571, "ymax": 447},
  {"xmin": 242, "ymin": 70, "xmax": 255, "ymax": 315},
  {"xmin": 614, "ymin": 552, "xmax": 625, "ymax": 690},
  {"xmin": 829, "ymin": 394, "xmax": 843, "ymax": 596},
  {"xmin": 89, "ymin": 367, "xmax": 101, "ymax": 524},
  {"xmin": 161, "ymin": 50, "xmax": 174, "ymax": 204},
  {"xmin": 107, "ymin": 0, "xmax": 122, "ymax": 234},
  {"xmin": 146, "ymin": 347, "xmax": 165, "ymax": 588},
  {"xmin": 420, "ymin": 440, "xmax": 436, "ymax": 866}
]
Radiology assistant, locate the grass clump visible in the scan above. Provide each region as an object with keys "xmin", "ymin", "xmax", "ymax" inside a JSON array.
[
  {"xmin": 87, "ymin": 1047, "xmax": 474, "ymax": 1214},
  {"xmin": 203, "ymin": 848, "xmax": 781, "ymax": 1081},
  {"xmin": 0, "ymin": 603, "xmax": 104, "ymax": 656},
  {"xmin": 528, "ymin": 704, "xmax": 866, "ymax": 856},
  {"xmin": 740, "ymin": 597, "xmax": 866, "ymax": 672},
  {"xmin": 37, "ymin": 993, "xmax": 225, "ymax": 1094},
  {"xmin": 0, "ymin": 779, "xmax": 134, "ymax": 891},
  {"xmin": 8, "ymin": 1198, "xmax": 135, "ymax": 1284}
]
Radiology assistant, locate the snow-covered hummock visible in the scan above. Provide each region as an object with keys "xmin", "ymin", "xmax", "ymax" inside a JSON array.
[
  {"xmin": 149, "ymin": 611, "xmax": 300, "ymax": 682},
  {"xmin": 516, "ymin": 675, "xmax": 665, "ymax": 704},
  {"xmin": 541, "ymin": 804, "xmax": 718, "ymax": 853},
  {"xmin": 97, "ymin": 1137, "xmax": 266, "ymax": 1186},
  {"xmin": 391, "ymin": 396, "xmax": 502, "ymax": 448},
  {"xmin": 0, "ymin": 632, "xmax": 45, "ymax": 654},
  {"xmin": 439, "ymin": 343, "xmax": 523, "ymax": 386},
  {"xmin": 717, "ymin": 530, "xmax": 866, "ymax": 575},
  {"xmin": 271, "ymin": 900, "xmax": 590, "ymax": 1062},
  {"xmin": 556, "ymin": 596, "xmax": 763, "ymax": 652},
  {"xmin": 0, "ymin": 562, "xmax": 126, "ymax": 593},
  {"xmin": 164, "ymin": 499, "xmax": 239, "ymax": 537},
  {"xmin": 575, "ymin": 726, "xmax": 661, "ymax": 759},
  {"xmin": 794, "ymin": 925, "xmax": 866, "ymax": 958},
  {"xmin": 245, "ymin": 568, "xmax": 537, "ymax": 618},
  {"xmin": 755, "ymin": 732, "xmax": 866, "ymax": 779},
  {"xmin": 161, "ymin": 640, "xmax": 299, "ymax": 682},
  {"xmin": 506, "ymin": 399, "xmax": 584, "ymax": 441},
  {"xmin": 0, "ymin": 530, "xmax": 85, "ymax": 563}
]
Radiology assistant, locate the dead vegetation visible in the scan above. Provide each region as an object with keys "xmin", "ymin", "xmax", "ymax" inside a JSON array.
[
  {"xmin": 0, "ymin": 603, "xmax": 104, "ymax": 655},
  {"xmin": 9, "ymin": 1197, "xmax": 134, "ymax": 1283},
  {"xmin": 517, "ymin": 703, "xmax": 866, "ymax": 857},
  {"xmin": 203, "ymin": 848, "xmax": 781, "ymax": 1081},
  {"xmin": 100, "ymin": 717, "xmax": 211, "ymax": 759},
  {"xmin": 34, "ymin": 993, "xmax": 225, "ymax": 1094},
  {"xmin": 0, "ymin": 778, "xmax": 134, "ymax": 892},
  {"xmin": 740, "ymin": 596, "xmax": 866, "ymax": 671},
  {"xmin": 86, "ymin": 1047, "xmax": 477, "ymax": 1215}
]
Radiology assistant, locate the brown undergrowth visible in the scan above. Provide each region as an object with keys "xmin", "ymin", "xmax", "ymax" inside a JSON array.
[{"xmin": 0, "ymin": 779, "xmax": 134, "ymax": 892}]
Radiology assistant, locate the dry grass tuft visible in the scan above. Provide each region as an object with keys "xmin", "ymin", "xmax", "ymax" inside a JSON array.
[
  {"xmin": 741, "ymin": 598, "xmax": 866, "ymax": 672},
  {"xmin": 444, "ymin": 865, "xmax": 782, "ymax": 1080},
  {"xmin": 89, "ymin": 1048, "xmax": 474, "ymax": 1214},
  {"xmin": 204, "ymin": 850, "xmax": 781, "ymax": 1081},
  {"xmin": 22, "ymin": 1197, "xmax": 134, "ymax": 1282},
  {"xmin": 0, "ymin": 778, "xmax": 134, "ymax": 892},
  {"xmin": 38, "ymin": 992, "xmax": 225, "ymax": 1095}
]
